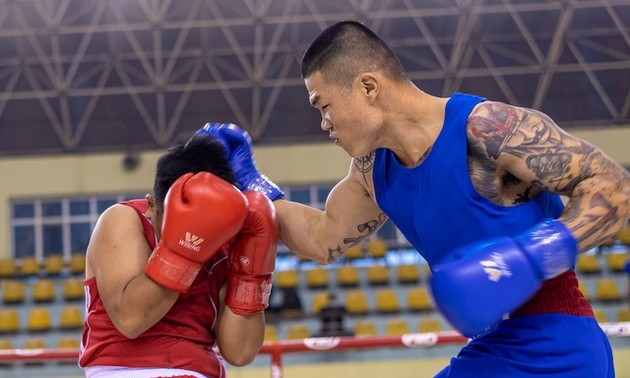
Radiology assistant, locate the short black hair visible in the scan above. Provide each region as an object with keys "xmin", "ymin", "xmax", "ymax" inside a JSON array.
[
  {"xmin": 153, "ymin": 134, "xmax": 235, "ymax": 207},
  {"xmin": 301, "ymin": 20, "xmax": 407, "ymax": 87}
]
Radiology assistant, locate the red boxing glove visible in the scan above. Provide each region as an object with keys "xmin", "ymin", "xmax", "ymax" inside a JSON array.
[
  {"xmin": 226, "ymin": 191, "xmax": 279, "ymax": 314},
  {"xmin": 145, "ymin": 172, "xmax": 248, "ymax": 293}
]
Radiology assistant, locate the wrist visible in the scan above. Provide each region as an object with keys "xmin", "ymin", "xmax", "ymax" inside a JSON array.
[
  {"xmin": 225, "ymin": 273, "xmax": 273, "ymax": 315},
  {"xmin": 242, "ymin": 175, "xmax": 284, "ymax": 201},
  {"xmin": 144, "ymin": 243, "xmax": 201, "ymax": 293},
  {"xmin": 514, "ymin": 218, "xmax": 578, "ymax": 279}
]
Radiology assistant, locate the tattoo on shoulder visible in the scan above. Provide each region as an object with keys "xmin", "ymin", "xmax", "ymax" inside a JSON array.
[{"xmin": 469, "ymin": 102, "xmax": 522, "ymax": 160}]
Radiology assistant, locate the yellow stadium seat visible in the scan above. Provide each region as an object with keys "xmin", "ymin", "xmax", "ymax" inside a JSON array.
[
  {"xmin": 577, "ymin": 279, "xmax": 590, "ymax": 300},
  {"xmin": 44, "ymin": 254, "xmax": 65, "ymax": 275},
  {"xmin": 27, "ymin": 307, "xmax": 52, "ymax": 332},
  {"xmin": 59, "ymin": 305, "xmax": 84, "ymax": 330},
  {"xmin": 306, "ymin": 267, "xmax": 329, "ymax": 289},
  {"xmin": 594, "ymin": 309, "xmax": 608, "ymax": 323},
  {"xmin": 396, "ymin": 264, "xmax": 420, "ymax": 284},
  {"xmin": 276, "ymin": 270, "xmax": 299, "ymax": 289},
  {"xmin": 264, "ymin": 325, "xmax": 278, "ymax": 342},
  {"xmin": 0, "ymin": 258, "xmax": 17, "ymax": 278},
  {"xmin": 286, "ymin": 323, "xmax": 310, "ymax": 340},
  {"xmin": 337, "ymin": 265, "xmax": 360, "ymax": 287},
  {"xmin": 595, "ymin": 278, "xmax": 623, "ymax": 302},
  {"xmin": 0, "ymin": 339, "xmax": 14, "ymax": 349},
  {"xmin": 57, "ymin": 336, "xmax": 80, "ymax": 349},
  {"xmin": 607, "ymin": 252, "xmax": 628, "ymax": 272},
  {"xmin": 366, "ymin": 238, "xmax": 388, "ymax": 259},
  {"xmin": 63, "ymin": 278, "xmax": 85, "ymax": 301},
  {"xmin": 407, "ymin": 286, "xmax": 434, "ymax": 312},
  {"xmin": 2, "ymin": 280, "xmax": 25, "ymax": 304},
  {"xmin": 344, "ymin": 289, "xmax": 369, "ymax": 315},
  {"xmin": 375, "ymin": 289, "xmax": 400, "ymax": 313},
  {"xmin": 366, "ymin": 265, "xmax": 390, "ymax": 285},
  {"xmin": 23, "ymin": 337, "xmax": 46, "ymax": 349},
  {"xmin": 69, "ymin": 253, "xmax": 86, "ymax": 274},
  {"xmin": 344, "ymin": 245, "xmax": 363, "ymax": 260},
  {"xmin": 617, "ymin": 307, "xmax": 630, "ymax": 322},
  {"xmin": 576, "ymin": 254, "xmax": 602, "ymax": 275},
  {"xmin": 385, "ymin": 318, "xmax": 409, "ymax": 336},
  {"xmin": 32, "ymin": 279, "xmax": 56, "ymax": 302},
  {"xmin": 354, "ymin": 320, "xmax": 378, "ymax": 337},
  {"xmin": 0, "ymin": 308, "xmax": 20, "ymax": 333},
  {"xmin": 418, "ymin": 316, "xmax": 442, "ymax": 333},
  {"xmin": 20, "ymin": 257, "xmax": 41, "ymax": 276},
  {"xmin": 310, "ymin": 291, "xmax": 330, "ymax": 315},
  {"xmin": 599, "ymin": 236, "xmax": 615, "ymax": 250},
  {"xmin": 616, "ymin": 225, "xmax": 630, "ymax": 247}
]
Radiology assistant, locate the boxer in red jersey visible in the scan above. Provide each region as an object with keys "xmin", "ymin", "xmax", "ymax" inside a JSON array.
[{"xmin": 79, "ymin": 134, "xmax": 278, "ymax": 378}]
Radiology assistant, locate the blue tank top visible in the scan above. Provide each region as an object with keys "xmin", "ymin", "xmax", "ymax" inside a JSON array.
[{"xmin": 373, "ymin": 92, "xmax": 564, "ymax": 266}]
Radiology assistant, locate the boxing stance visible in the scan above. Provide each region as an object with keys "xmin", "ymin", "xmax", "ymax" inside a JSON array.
[
  {"xmin": 79, "ymin": 135, "xmax": 278, "ymax": 378},
  {"xmin": 203, "ymin": 20, "xmax": 630, "ymax": 378}
]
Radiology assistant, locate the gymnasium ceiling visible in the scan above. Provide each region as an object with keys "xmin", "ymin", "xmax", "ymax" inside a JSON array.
[{"xmin": 0, "ymin": 0, "xmax": 629, "ymax": 156}]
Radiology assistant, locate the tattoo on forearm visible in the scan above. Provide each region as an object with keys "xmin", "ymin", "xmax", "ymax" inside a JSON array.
[{"xmin": 327, "ymin": 245, "xmax": 344, "ymax": 264}]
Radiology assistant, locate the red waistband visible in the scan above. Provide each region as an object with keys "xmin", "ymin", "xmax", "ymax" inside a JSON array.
[{"xmin": 511, "ymin": 270, "xmax": 594, "ymax": 318}]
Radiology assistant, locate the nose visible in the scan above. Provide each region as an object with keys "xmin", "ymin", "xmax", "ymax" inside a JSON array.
[{"xmin": 321, "ymin": 117, "xmax": 330, "ymax": 131}]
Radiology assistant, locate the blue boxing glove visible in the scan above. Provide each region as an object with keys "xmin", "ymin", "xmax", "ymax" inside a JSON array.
[
  {"xmin": 430, "ymin": 219, "xmax": 578, "ymax": 338},
  {"xmin": 196, "ymin": 123, "xmax": 285, "ymax": 201}
]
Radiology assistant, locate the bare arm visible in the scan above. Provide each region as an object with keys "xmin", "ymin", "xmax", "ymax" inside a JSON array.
[
  {"xmin": 214, "ymin": 285, "xmax": 265, "ymax": 366},
  {"xmin": 275, "ymin": 156, "xmax": 386, "ymax": 265},
  {"xmin": 86, "ymin": 205, "xmax": 179, "ymax": 338},
  {"xmin": 469, "ymin": 101, "xmax": 630, "ymax": 252}
]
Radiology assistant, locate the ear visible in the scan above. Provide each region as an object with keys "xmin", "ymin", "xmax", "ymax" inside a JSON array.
[
  {"xmin": 359, "ymin": 73, "xmax": 379, "ymax": 98},
  {"xmin": 145, "ymin": 194, "xmax": 157, "ymax": 217}
]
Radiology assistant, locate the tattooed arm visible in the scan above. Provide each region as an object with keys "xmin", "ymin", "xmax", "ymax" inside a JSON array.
[
  {"xmin": 274, "ymin": 155, "xmax": 386, "ymax": 265},
  {"xmin": 468, "ymin": 101, "xmax": 630, "ymax": 253}
]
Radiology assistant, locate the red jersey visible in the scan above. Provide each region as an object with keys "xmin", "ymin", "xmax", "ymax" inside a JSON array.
[{"xmin": 79, "ymin": 199, "xmax": 229, "ymax": 377}]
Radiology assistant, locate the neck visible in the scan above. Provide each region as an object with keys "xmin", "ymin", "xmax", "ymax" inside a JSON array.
[{"xmin": 380, "ymin": 86, "xmax": 447, "ymax": 167}]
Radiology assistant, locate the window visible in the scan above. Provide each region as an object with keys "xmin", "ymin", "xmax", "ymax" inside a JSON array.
[{"xmin": 10, "ymin": 194, "xmax": 142, "ymax": 261}]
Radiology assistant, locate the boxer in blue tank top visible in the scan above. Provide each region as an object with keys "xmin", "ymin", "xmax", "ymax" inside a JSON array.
[{"xmin": 205, "ymin": 21, "xmax": 630, "ymax": 377}]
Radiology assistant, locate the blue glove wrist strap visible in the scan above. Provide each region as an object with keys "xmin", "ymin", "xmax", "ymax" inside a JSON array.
[{"xmin": 513, "ymin": 218, "xmax": 578, "ymax": 279}]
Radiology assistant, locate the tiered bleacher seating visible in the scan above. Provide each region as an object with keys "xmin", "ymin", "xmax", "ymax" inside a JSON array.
[
  {"xmin": 375, "ymin": 288, "xmax": 400, "ymax": 313},
  {"xmin": 0, "ymin": 258, "xmax": 17, "ymax": 278},
  {"xmin": 366, "ymin": 238, "xmax": 388, "ymax": 259},
  {"xmin": 406, "ymin": 287, "xmax": 433, "ymax": 312},
  {"xmin": 286, "ymin": 323, "xmax": 311, "ymax": 339},
  {"xmin": 366, "ymin": 265, "xmax": 390, "ymax": 286},
  {"xmin": 344, "ymin": 289, "xmax": 369, "ymax": 315},
  {"xmin": 20, "ymin": 257, "xmax": 41, "ymax": 277},
  {"xmin": 385, "ymin": 318, "xmax": 410, "ymax": 336},
  {"xmin": 44, "ymin": 255, "xmax": 65, "ymax": 276},
  {"xmin": 344, "ymin": 245, "xmax": 364, "ymax": 260},
  {"xmin": 2, "ymin": 280, "xmax": 25, "ymax": 304},
  {"xmin": 0, "ymin": 308, "xmax": 19, "ymax": 333},
  {"xmin": 32, "ymin": 279, "xmax": 56, "ymax": 303},
  {"xmin": 306, "ymin": 267, "xmax": 329, "ymax": 289},
  {"xmin": 577, "ymin": 254, "xmax": 602, "ymax": 275},
  {"xmin": 396, "ymin": 264, "xmax": 420, "ymax": 284},
  {"xmin": 418, "ymin": 316, "xmax": 442, "ymax": 333},
  {"xmin": 337, "ymin": 265, "xmax": 360, "ymax": 287},
  {"xmin": 354, "ymin": 320, "xmax": 378, "ymax": 337}
]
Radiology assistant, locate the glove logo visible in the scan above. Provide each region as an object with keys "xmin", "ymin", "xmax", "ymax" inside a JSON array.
[
  {"xmin": 479, "ymin": 252, "xmax": 512, "ymax": 282},
  {"xmin": 179, "ymin": 232, "xmax": 204, "ymax": 252}
]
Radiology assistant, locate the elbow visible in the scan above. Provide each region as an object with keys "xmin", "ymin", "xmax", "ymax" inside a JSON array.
[
  {"xmin": 112, "ymin": 317, "xmax": 146, "ymax": 339},
  {"xmin": 222, "ymin": 350, "xmax": 257, "ymax": 367}
]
